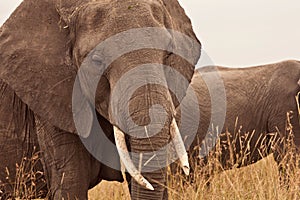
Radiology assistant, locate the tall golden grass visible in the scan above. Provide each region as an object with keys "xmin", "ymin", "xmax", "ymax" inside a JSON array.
[
  {"xmin": 165, "ymin": 123, "xmax": 300, "ymax": 200},
  {"xmin": 89, "ymin": 154, "xmax": 300, "ymax": 200}
]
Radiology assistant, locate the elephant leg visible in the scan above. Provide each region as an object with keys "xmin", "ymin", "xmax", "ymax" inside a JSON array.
[
  {"xmin": 271, "ymin": 131, "xmax": 297, "ymax": 188},
  {"xmin": 0, "ymin": 80, "xmax": 46, "ymax": 198},
  {"xmin": 35, "ymin": 116, "xmax": 100, "ymax": 200},
  {"xmin": 269, "ymin": 100, "xmax": 300, "ymax": 187},
  {"xmin": 162, "ymin": 187, "xmax": 168, "ymax": 200},
  {"xmin": 273, "ymin": 150, "xmax": 295, "ymax": 188}
]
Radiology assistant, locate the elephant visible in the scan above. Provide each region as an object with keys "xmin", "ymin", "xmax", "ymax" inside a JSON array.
[
  {"xmin": 0, "ymin": 0, "xmax": 201, "ymax": 199},
  {"xmin": 175, "ymin": 60, "xmax": 300, "ymax": 184}
]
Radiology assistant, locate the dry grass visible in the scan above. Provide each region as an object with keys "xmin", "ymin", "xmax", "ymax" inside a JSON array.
[
  {"xmin": 0, "ymin": 148, "xmax": 46, "ymax": 199},
  {"xmin": 88, "ymin": 181, "xmax": 130, "ymax": 200},
  {"xmin": 88, "ymin": 154, "xmax": 300, "ymax": 200},
  {"xmin": 167, "ymin": 156, "xmax": 300, "ymax": 200},
  {"xmin": 3, "ymin": 136, "xmax": 299, "ymax": 200}
]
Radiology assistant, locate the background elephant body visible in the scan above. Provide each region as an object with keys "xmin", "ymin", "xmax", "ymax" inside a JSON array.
[
  {"xmin": 0, "ymin": 0, "xmax": 200, "ymax": 199},
  {"xmin": 177, "ymin": 60, "xmax": 300, "ymax": 174}
]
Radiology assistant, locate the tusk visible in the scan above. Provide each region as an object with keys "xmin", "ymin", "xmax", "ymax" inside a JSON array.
[
  {"xmin": 170, "ymin": 118, "xmax": 190, "ymax": 176},
  {"xmin": 114, "ymin": 126, "xmax": 154, "ymax": 191}
]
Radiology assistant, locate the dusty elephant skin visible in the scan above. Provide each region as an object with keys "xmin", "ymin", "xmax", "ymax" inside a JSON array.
[
  {"xmin": 176, "ymin": 60, "xmax": 300, "ymax": 183},
  {"xmin": 0, "ymin": 0, "xmax": 200, "ymax": 199}
]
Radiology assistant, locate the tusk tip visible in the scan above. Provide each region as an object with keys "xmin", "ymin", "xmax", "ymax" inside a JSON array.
[
  {"xmin": 142, "ymin": 178, "xmax": 155, "ymax": 191},
  {"xmin": 182, "ymin": 166, "xmax": 190, "ymax": 176},
  {"xmin": 146, "ymin": 183, "xmax": 155, "ymax": 191}
]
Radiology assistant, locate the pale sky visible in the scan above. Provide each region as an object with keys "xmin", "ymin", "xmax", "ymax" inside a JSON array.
[{"xmin": 1, "ymin": 0, "xmax": 299, "ymax": 67}]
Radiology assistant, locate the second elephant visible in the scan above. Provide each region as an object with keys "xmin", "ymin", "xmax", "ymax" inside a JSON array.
[{"xmin": 176, "ymin": 60, "xmax": 300, "ymax": 180}]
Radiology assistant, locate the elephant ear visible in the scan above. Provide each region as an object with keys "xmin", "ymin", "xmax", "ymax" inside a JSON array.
[
  {"xmin": 163, "ymin": 0, "xmax": 201, "ymax": 108},
  {"xmin": 0, "ymin": 0, "xmax": 80, "ymax": 133}
]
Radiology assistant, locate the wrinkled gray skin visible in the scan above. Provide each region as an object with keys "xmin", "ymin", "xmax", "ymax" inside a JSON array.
[
  {"xmin": 0, "ymin": 0, "xmax": 200, "ymax": 199},
  {"xmin": 176, "ymin": 60, "xmax": 300, "ymax": 183}
]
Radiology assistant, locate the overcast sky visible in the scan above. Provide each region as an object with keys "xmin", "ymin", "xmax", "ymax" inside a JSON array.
[{"xmin": 1, "ymin": 0, "xmax": 299, "ymax": 67}]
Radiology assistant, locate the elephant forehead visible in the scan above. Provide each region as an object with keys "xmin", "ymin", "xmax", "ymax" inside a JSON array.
[
  {"xmin": 71, "ymin": 0, "xmax": 200, "ymax": 64},
  {"xmin": 71, "ymin": 2, "xmax": 168, "ymax": 64}
]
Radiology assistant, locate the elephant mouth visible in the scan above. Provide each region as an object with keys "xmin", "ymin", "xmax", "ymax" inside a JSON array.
[{"xmin": 113, "ymin": 118, "xmax": 189, "ymax": 191}]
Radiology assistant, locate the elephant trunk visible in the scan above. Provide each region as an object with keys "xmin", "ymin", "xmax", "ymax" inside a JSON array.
[
  {"xmin": 128, "ymin": 86, "xmax": 172, "ymax": 198},
  {"xmin": 110, "ymin": 81, "xmax": 172, "ymax": 197},
  {"xmin": 108, "ymin": 61, "xmax": 190, "ymax": 197},
  {"xmin": 129, "ymin": 123, "xmax": 170, "ymax": 200}
]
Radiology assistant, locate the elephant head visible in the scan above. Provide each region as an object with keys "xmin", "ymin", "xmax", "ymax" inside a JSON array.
[{"xmin": 0, "ymin": 0, "xmax": 201, "ymax": 198}]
